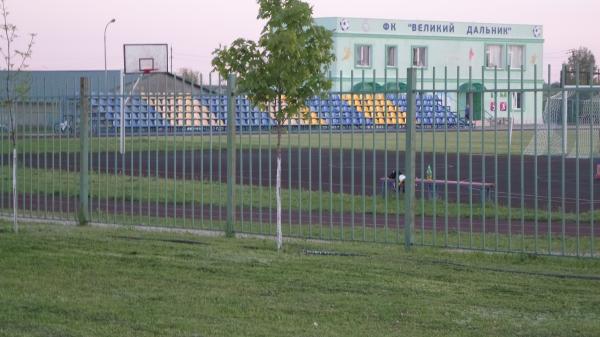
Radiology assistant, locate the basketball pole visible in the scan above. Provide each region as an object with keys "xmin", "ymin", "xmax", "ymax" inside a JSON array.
[{"xmin": 120, "ymin": 70, "xmax": 125, "ymax": 154}]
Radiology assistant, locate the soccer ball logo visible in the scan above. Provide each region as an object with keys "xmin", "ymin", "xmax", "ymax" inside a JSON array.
[
  {"xmin": 533, "ymin": 26, "xmax": 541, "ymax": 37},
  {"xmin": 339, "ymin": 18, "xmax": 350, "ymax": 31}
]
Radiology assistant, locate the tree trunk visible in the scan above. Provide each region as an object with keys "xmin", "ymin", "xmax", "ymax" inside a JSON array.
[
  {"xmin": 275, "ymin": 93, "xmax": 283, "ymax": 250},
  {"xmin": 276, "ymin": 123, "xmax": 282, "ymax": 250},
  {"xmin": 12, "ymin": 146, "xmax": 17, "ymax": 233}
]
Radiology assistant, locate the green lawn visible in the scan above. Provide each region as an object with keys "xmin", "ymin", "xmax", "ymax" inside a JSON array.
[
  {"xmin": 1, "ymin": 129, "xmax": 541, "ymax": 155},
  {"xmin": 3, "ymin": 165, "xmax": 597, "ymax": 224},
  {"xmin": 0, "ymin": 223, "xmax": 598, "ymax": 337}
]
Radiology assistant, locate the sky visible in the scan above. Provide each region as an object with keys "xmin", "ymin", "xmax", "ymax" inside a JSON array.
[{"xmin": 7, "ymin": 0, "xmax": 600, "ymax": 81}]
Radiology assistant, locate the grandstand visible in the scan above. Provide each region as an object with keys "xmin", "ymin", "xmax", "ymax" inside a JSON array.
[
  {"xmin": 90, "ymin": 92, "xmax": 463, "ymax": 132},
  {"xmin": 2, "ymin": 70, "xmax": 465, "ymax": 132}
]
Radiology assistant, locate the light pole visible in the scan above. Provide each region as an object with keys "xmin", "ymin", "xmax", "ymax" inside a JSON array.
[{"xmin": 104, "ymin": 18, "xmax": 116, "ymax": 91}]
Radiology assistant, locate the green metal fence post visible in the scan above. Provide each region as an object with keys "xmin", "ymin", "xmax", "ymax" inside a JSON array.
[
  {"xmin": 226, "ymin": 74, "xmax": 237, "ymax": 237},
  {"xmin": 404, "ymin": 68, "xmax": 417, "ymax": 250},
  {"xmin": 78, "ymin": 77, "xmax": 90, "ymax": 225}
]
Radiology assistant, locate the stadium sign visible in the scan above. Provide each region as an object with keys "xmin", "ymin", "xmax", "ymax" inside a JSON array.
[{"xmin": 319, "ymin": 18, "xmax": 543, "ymax": 40}]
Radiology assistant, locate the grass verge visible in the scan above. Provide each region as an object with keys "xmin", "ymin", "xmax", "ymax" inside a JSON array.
[{"xmin": 0, "ymin": 222, "xmax": 599, "ymax": 337}]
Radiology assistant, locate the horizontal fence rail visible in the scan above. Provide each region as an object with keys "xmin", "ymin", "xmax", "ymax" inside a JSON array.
[{"xmin": 1, "ymin": 66, "xmax": 598, "ymax": 257}]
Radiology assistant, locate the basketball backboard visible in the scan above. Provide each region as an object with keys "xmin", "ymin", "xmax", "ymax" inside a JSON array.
[{"xmin": 123, "ymin": 44, "xmax": 169, "ymax": 74}]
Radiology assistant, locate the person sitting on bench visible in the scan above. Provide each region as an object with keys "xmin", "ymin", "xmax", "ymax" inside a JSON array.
[{"xmin": 388, "ymin": 169, "xmax": 406, "ymax": 193}]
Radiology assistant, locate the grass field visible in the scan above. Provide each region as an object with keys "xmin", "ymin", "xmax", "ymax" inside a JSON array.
[
  {"xmin": 3, "ymin": 127, "xmax": 599, "ymax": 158},
  {"xmin": 1, "ymin": 129, "xmax": 541, "ymax": 155},
  {"xmin": 0, "ymin": 223, "xmax": 599, "ymax": 337},
  {"xmin": 2, "ymin": 165, "xmax": 596, "ymax": 223}
]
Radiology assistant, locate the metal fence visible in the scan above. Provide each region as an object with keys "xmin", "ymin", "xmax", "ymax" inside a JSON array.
[{"xmin": 1, "ymin": 66, "xmax": 598, "ymax": 257}]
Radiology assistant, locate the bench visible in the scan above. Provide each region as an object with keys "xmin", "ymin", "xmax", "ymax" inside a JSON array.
[
  {"xmin": 415, "ymin": 178, "xmax": 495, "ymax": 202},
  {"xmin": 380, "ymin": 177, "xmax": 495, "ymax": 202}
]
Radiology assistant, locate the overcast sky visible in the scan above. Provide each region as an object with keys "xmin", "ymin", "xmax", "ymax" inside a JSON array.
[{"xmin": 8, "ymin": 0, "xmax": 599, "ymax": 81}]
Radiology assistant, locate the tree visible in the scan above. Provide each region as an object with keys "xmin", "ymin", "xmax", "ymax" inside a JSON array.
[
  {"xmin": 212, "ymin": 0, "xmax": 334, "ymax": 250},
  {"xmin": 0, "ymin": 0, "xmax": 35, "ymax": 233},
  {"xmin": 177, "ymin": 67, "xmax": 200, "ymax": 84},
  {"xmin": 563, "ymin": 47, "xmax": 598, "ymax": 85}
]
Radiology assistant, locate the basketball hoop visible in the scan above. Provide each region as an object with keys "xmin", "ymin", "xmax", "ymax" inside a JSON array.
[
  {"xmin": 123, "ymin": 44, "xmax": 169, "ymax": 74},
  {"xmin": 119, "ymin": 44, "xmax": 169, "ymax": 157}
]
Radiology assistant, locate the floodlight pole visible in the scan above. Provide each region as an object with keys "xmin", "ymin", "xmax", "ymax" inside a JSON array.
[{"xmin": 104, "ymin": 18, "xmax": 116, "ymax": 91}]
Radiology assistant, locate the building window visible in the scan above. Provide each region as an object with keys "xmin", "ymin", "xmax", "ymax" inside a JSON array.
[
  {"xmin": 412, "ymin": 47, "xmax": 427, "ymax": 67},
  {"xmin": 511, "ymin": 92, "xmax": 523, "ymax": 109},
  {"xmin": 485, "ymin": 45, "xmax": 504, "ymax": 68},
  {"xmin": 386, "ymin": 46, "xmax": 397, "ymax": 67},
  {"xmin": 355, "ymin": 45, "xmax": 371, "ymax": 67},
  {"xmin": 508, "ymin": 45, "xmax": 524, "ymax": 69}
]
